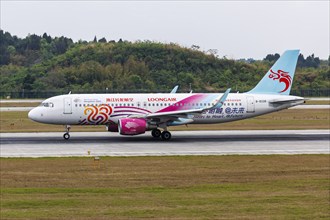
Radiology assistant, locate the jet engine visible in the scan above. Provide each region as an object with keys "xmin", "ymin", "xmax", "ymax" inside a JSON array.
[
  {"xmin": 118, "ymin": 118, "xmax": 147, "ymax": 135},
  {"xmin": 106, "ymin": 122, "xmax": 119, "ymax": 132}
]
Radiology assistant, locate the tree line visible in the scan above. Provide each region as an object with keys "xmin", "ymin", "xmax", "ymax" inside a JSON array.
[{"xmin": 0, "ymin": 30, "xmax": 329, "ymax": 95}]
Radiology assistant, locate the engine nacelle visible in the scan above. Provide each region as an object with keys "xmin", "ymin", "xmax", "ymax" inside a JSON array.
[
  {"xmin": 118, "ymin": 118, "xmax": 147, "ymax": 135},
  {"xmin": 106, "ymin": 123, "xmax": 119, "ymax": 132}
]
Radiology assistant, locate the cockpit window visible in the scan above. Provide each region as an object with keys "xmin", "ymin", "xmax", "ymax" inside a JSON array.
[{"xmin": 40, "ymin": 102, "xmax": 54, "ymax": 107}]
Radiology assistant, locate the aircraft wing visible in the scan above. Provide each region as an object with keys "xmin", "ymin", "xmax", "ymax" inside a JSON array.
[
  {"xmin": 146, "ymin": 88, "xmax": 230, "ymax": 118},
  {"xmin": 128, "ymin": 89, "xmax": 231, "ymax": 125}
]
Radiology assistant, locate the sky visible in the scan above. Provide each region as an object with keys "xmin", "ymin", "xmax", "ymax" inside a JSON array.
[{"xmin": 1, "ymin": 0, "xmax": 329, "ymax": 59}]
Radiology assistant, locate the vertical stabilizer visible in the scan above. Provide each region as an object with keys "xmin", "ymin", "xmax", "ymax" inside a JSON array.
[{"xmin": 248, "ymin": 50, "xmax": 299, "ymax": 95}]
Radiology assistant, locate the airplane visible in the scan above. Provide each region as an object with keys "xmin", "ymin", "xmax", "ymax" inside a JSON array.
[{"xmin": 28, "ymin": 50, "xmax": 304, "ymax": 141}]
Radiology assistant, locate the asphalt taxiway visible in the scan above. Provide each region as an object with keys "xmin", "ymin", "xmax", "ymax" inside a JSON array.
[{"xmin": 0, "ymin": 130, "xmax": 329, "ymax": 157}]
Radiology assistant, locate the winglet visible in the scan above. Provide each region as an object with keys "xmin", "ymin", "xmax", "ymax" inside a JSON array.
[
  {"xmin": 170, "ymin": 85, "xmax": 179, "ymax": 93},
  {"xmin": 208, "ymin": 88, "xmax": 231, "ymax": 110}
]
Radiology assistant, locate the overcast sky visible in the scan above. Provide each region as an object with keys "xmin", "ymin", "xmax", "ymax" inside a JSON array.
[{"xmin": 1, "ymin": 0, "xmax": 329, "ymax": 59}]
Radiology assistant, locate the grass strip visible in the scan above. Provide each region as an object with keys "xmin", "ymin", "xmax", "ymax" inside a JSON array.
[{"xmin": 0, "ymin": 155, "xmax": 329, "ymax": 219}]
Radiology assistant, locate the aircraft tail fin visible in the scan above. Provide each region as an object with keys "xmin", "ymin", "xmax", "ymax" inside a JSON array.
[{"xmin": 247, "ymin": 50, "xmax": 299, "ymax": 95}]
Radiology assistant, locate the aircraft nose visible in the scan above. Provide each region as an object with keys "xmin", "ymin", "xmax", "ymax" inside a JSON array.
[{"xmin": 28, "ymin": 108, "xmax": 39, "ymax": 122}]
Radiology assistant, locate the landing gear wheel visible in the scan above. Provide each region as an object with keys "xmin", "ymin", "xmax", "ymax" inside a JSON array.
[
  {"xmin": 151, "ymin": 129, "xmax": 161, "ymax": 138},
  {"xmin": 63, "ymin": 125, "xmax": 71, "ymax": 140},
  {"xmin": 161, "ymin": 131, "xmax": 171, "ymax": 141},
  {"xmin": 63, "ymin": 132, "xmax": 70, "ymax": 140}
]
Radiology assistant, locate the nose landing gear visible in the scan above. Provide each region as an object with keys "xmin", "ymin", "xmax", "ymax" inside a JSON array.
[{"xmin": 63, "ymin": 125, "xmax": 71, "ymax": 140}]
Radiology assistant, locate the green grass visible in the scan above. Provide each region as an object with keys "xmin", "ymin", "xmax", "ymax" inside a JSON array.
[
  {"xmin": 304, "ymin": 100, "xmax": 330, "ymax": 105},
  {"xmin": 0, "ymin": 102, "xmax": 40, "ymax": 107},
  {"xmin": 1, "ymin": 155, "xmax": 329, "ymax": 219}
]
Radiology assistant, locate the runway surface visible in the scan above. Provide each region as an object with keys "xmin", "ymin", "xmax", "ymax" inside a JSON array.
[{"xmin": 1, "ymin": 130, "xmax": 329, "ymax": 157}]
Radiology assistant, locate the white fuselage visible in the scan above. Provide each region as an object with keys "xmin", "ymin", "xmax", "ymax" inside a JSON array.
[{"xmin": 28, "ymin": 93, "xmax": 304, "ymax": 126}]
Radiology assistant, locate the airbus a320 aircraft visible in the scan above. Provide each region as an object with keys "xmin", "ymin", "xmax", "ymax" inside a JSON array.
[{"xmin": 28, "ymin": 50, "xmax": 304, "ymax": 140}]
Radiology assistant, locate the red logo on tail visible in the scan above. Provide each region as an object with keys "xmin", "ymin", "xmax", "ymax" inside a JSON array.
[{"xmin": 269, "ymin": 69, "xmax": 292, "ymax": 93}]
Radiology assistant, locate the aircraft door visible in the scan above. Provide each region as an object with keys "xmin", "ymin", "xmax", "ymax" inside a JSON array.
[
  {"xmin": 63, "ymin": 97, "xmax": 72, "ymax": 114},
  {"xmin": 246, "ymin": 96, "xmax": 255, "ymax": 113}
]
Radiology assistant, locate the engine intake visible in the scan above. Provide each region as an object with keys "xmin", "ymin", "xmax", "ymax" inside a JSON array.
[
  {"xmin": 118, "ymin": 118, "xmax": 147, "ymax": 135},
  {"xmin": 106, "ymin": 122, "xmax": 119, "ymax": 132}
]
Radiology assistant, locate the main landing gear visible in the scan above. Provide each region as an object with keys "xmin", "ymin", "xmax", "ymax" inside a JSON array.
[
  {"xmin": 151, "ymin": 128, "xmax": 171, "ymax": 141},
  {"xmin": 63, "ymin": 125, "xmax": 71, "ymax": 140}
]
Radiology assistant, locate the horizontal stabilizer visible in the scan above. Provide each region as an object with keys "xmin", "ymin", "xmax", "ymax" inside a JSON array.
[
  {"xmin": 269, "ymin": 97, "xmax": 305, "ymax": 104},
  {"xmin": 269, "ymin": 97, "xmax": 305, "ymax": 108}
]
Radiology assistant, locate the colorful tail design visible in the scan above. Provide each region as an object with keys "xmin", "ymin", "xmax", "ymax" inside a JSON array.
[{"xmin": 248, "ymin": 50, "xmax": 299, "ymax": 95}]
